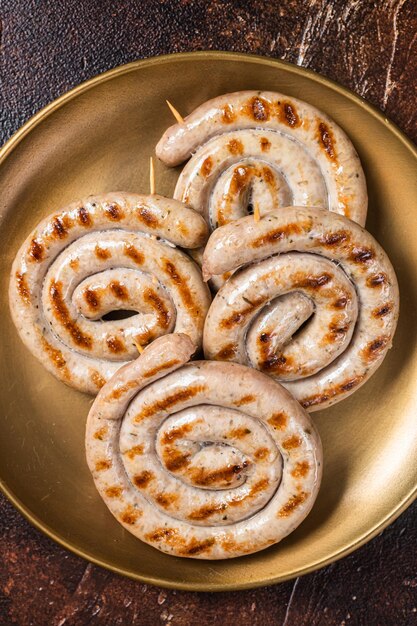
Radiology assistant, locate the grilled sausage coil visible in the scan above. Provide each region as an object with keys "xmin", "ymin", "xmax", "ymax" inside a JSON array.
[
  {"xmin": 157, "ymin": 90, "xmax": 367, "ymax": 289},
  {"xmin": 9, "ymin": 193, "xmax": 211, "ymax": 394},
  {"xmin": 86, "ymin": 333, "xmax": 322, "ymax": 559},
  {"xmin": 203, "ymin": 206, "xmax": 399, "ymax": 412},
  {"xmin": 157, "ymin": 90, "xmax": 367, "ymax": 225}
]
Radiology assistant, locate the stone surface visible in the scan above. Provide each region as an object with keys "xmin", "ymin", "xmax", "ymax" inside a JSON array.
[{"xmin": 1, "ymin": 1, "xmax": 417, "ymax": 624}]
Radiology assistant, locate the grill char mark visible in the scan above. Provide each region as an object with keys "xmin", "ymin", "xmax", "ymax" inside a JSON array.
[{"xmin": 49, "ymin": 280, "xmax": 92, "ymax": 349}]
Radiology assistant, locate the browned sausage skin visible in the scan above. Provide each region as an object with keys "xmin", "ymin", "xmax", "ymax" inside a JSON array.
[
  {"xmin": 10, "ymin": 193, "xmax": 211, "ymax": 394},
  {"xmin": 86, "ymin": 334, "xmax": 322, "ymax": 559},
  {"xmin": 202, "ymin": 206, "xmax": 399, "ymax": 412}
]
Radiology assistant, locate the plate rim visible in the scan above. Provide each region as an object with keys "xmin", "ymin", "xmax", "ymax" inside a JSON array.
[{"xmin": 1, "ymin": 50, "xmax": 416, "ymax": 591}]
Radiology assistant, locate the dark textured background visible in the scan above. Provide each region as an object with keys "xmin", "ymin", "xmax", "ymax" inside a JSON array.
[{"xmin": 1, "ymin": 1, "xmax": 417, "ymax": 624}]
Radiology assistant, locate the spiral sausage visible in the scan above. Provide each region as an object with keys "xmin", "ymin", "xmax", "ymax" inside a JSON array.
[
  {"xmin": 156, "ymin": 90, "xmax": 368, "ymax": 227},
  {"xmin": 9, "ymin": 193, "xmax": 211, "ymax": 394},
  {"xmin": 203, "ymin": 207, "xmax": 399, "ymax": 412},
  {"xmin": 86, "ymin": 333, "xmax": 322, "ymax": 559}
]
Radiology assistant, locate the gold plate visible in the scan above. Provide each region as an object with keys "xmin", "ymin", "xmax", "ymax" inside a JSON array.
[{"xmin": 0, "ymin": 52, "xmax": 416, "ymax": 591}]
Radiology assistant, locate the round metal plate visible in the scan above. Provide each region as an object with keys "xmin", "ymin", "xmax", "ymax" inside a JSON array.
[{"xmin": 0, "ymin": 52, "xmax": 416, "ymax": 591}]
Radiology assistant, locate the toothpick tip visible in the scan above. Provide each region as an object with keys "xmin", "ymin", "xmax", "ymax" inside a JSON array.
[
  {"xmin": 134, "ymin": 339, "xmax": 144, "ymax": 354},
  {"xmin": 149, "ymin": 156, "xmax": 155, "ymax": 195},
  {"xmin": 166, "ymin": 99, "xmax": 184, "ymax": 124}
]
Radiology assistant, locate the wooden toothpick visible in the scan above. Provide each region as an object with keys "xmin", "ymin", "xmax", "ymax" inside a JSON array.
[
  {"xmin": 149, "ymin": 156, "xmax": 155, "ymax": 195},
  {"xmin": 133, "ymin": 338, "xmax": 144, "ymax": 354},
  {"xmin": 253, "ymin": 203, "xmax": 261, "ymax": 223},
  {"xmin": 166, "ymin": 99, "xmax": 184, "ymax": 124}
]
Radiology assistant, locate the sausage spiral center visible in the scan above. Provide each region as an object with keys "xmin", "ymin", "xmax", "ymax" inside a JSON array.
[{"xmin": 175, "ymin": 131, "xmax": 329, "ymax": 229}]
